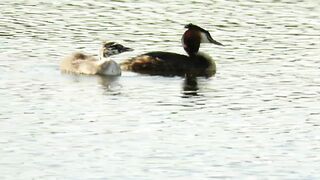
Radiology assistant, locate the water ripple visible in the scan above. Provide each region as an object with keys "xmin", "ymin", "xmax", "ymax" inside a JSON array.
[{"xmin": 1, "ymin": 0, "xmax": 320, "ymax": 179}]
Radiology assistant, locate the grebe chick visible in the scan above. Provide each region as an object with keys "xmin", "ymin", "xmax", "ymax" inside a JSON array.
[
  {"xmin": 60, "ymin": 41, "xmax": 133, "ymax": 76},
  {"xmin": 121, "ymin": 23, "xmax": 223, "ymax": 77}
]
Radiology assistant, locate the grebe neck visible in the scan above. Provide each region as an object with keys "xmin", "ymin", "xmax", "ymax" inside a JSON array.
[
  {"xmin": 182, "ymin": 29, "xmax": 201, "ymax": 56},
  {"xmin": 99, "ymin": 48, "xmax": 104, "ymax": 61}
]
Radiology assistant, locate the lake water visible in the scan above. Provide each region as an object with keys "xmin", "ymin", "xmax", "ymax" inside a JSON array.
[{"xmin": 1, "ymin": 0, "xmax": 320, "ymax": 179}]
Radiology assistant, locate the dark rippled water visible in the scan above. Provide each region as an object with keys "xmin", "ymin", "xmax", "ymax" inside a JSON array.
[{"xmin": 1, "ymin": 0, "xmax": 320, "ymax": 179}]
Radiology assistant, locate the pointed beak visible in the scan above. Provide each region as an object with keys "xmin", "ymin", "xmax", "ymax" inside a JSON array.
[
  {"xmin": 207, "ymin": 33, "xmax": 224, "ymax": 46},
  {"xmin": 121, "ymin": 46, "xmax": 134, "ymax": 53},
  {"xmin": 209, "ymin": 38, "xmax": 224, "ymax": 46}
]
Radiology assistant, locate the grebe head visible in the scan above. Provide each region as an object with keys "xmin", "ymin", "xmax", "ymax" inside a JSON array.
[
  {"xmin": 100, "ymin": 41, "xmax": 133, "ymax": 59},
  {"xmin": 182, "ymin": 23, "xmax": 223, "ymax": 56}
]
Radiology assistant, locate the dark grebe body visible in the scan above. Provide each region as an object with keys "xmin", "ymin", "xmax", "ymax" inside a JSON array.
[{"xmin": 121, "ymin": 23, "xmax": 223, "ymax": 77}]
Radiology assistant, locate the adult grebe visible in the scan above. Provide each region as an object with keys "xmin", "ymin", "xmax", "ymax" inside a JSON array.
[
  {"xmin": 121, "ymin": 23, "xmax": 223, "ymax": 77},
  {"xmin": 60, "ymin": 41, "xmax": 133, "ymax": 76}
]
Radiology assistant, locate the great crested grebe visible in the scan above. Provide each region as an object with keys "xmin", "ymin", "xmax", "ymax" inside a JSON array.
[
  {"xmin": 121, "ymin": 23, "xmax": 223, "ymax": 77},
  {"xmin": 60, "ymin": 41, "xmax": 133, "ymax": 76}
]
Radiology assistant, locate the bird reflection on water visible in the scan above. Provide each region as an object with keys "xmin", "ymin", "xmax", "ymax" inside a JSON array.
[
  {"xmin": 182, "ymin": 73, "xmax": 200, "ymax": 97},
  {"xmin": 61, "ymin": 72, "xmax": 122, "ymax": 93},
  {"xmin": 97, "ymin": 76, "xmax": 122, "ymax": 93}
]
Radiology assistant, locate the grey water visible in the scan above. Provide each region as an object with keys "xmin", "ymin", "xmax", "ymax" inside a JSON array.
[{"xmin": 1, "ymin": 0, "xmax": 320, "ymax": 179}]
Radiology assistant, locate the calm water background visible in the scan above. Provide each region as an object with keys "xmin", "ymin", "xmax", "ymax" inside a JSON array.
[{"xmin": 1, "ymin": 0, "xmax": 320, "ymax": 179}]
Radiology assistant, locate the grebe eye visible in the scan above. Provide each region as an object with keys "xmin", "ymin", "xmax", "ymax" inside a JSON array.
[
  {"xmin": 185, "ymin": 23, "xmax": 193, "ymax": 28},
  {"xmin": 116, "ymin": 44, "xmax": 123, "ymax": 49},
  {"xmin": 104, "ymin": 42, "xmax": 115, "ymax": 47}
]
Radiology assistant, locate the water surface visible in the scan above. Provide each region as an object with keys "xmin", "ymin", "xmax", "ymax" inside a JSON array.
[{"xmin": 1, "ymin": 0, "xmax": 320, "ymax": 179}]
